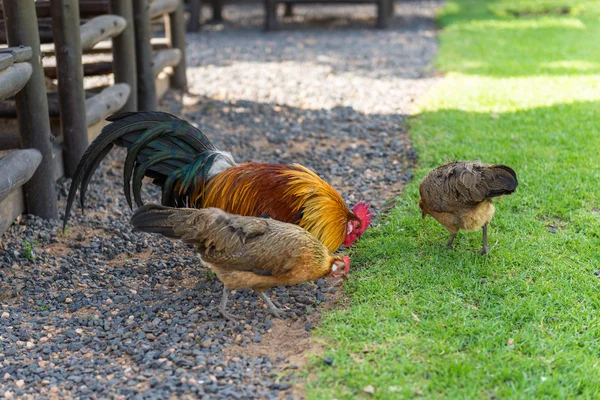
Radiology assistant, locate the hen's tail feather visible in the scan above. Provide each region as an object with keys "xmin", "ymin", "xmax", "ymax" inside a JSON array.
[
  {"xmin": 130, "ymin": 204, "xmax": 181, "ymax": 238},
  {"xmin": 63, "ymin": 111, "xmax": 230, "ymax": 230},
  {"xmin": 487, "ymin": 164, "xmax": 518, "ymax": 197}
]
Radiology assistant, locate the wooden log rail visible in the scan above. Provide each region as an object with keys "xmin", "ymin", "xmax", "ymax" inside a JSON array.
[
  {"xmin": 85, "ymin": 83, "xmax": 130, "ymax": 126},
  {"xmin": 80, "ymin": 14, "xmax": 127, "ymax": 50},
  {"xmin": 0, "ymin": 50, "xmax": 34, "ymax": 100},
  {"xmin": 152, "ymin": 48, "xmax": 182, "ymax": 77},
  {"xmin": 0, "ymin": 149, "xmax": 42, "ymax": 204},
  {"xmin": 150, "ymin": 0, "xmax": 180, "ymax": 19}
]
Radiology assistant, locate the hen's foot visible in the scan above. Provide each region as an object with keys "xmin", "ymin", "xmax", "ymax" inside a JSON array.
[
  {"xmin": 258, "ymin": 291, "xmax": 283, "ymax": 319},
  {"xmin": 218, "ymin": 287, "xmax": 243, "ymax": 321},
  {"xmin": 446, "ymin": 233, "xmax": 457, "ymax": 248}
]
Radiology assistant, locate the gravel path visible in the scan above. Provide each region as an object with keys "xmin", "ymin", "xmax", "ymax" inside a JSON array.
[{"xmin": 0, "ymin": 2, "xmax": 440, "ymax": 399}]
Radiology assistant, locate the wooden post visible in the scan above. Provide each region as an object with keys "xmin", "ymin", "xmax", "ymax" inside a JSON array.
[
  {"xmin": 50, "ymin": 0, "xmax": 88, "ymax": 178},
  {"xmin": 284, "ymin": 3, "xmax": 293, "ymax": 17},
  {"xmin": 188, "ymin": 0, "xmax": 202, "ymax": 32},
  {"xmin": 264, "ymin": 0, "xmax": 278, "ymax": 31},
  {"xmin": 168, "ymin": 0, "xmax": 188, "ymax": 90},
  {"xmin": 212, "ymin": 0, "xmax": 223, "ymax": 22},
  {"xmin": 110, "ymin": 0, "xmax": 138, "ymax": 111},
  {"xmin": 376, "ymin": 0, "xmax": 391, "ymax": 29},
  {"xmin": 133, "ymin": 0, "xmax": 157, "ymax": 110},
  {"xmin": 3, "ymin": 0, "xmax": 58, "ymax": 219}
]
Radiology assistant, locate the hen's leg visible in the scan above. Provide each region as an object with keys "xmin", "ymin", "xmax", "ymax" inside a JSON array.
[
  {"xmin": 479, "ymin": 223, "xmax": 489, "ymax": 254},
  {"xmin": 218, "ymin": 287, "xmax": 239, "ymax": 321},
  {"xmin": 446, "ymin": 233, "xmax": 457, "ymax": 248},
  {"xmin": 258, "ymin": 291, "xmax": 282, "ymax": 318}
]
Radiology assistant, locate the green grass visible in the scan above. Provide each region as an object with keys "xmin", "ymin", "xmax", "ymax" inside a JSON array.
[{"xmin": 306, "ymin": 0, "xmax": 600, "ymax": 398}]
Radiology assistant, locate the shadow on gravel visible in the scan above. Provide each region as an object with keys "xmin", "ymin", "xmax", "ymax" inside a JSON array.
[{"xmin": 186, "ymin": 1, "xmax": 439, "ymax": 80}]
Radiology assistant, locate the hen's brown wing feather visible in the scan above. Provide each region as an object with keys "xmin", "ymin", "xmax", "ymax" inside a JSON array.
[
  {"xmin": 420, "ymin": 161, "xmax": 517, "ymax": 213},
  {"xmin": 131, "ymin": 204, "xmax": 325, "ymax": 278},
  {"xmin": 169, "ymin": 208, "xmax": 269, "ymax": 253}
]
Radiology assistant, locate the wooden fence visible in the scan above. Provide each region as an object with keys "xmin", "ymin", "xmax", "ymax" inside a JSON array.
[{"xmin": 0, "ymin": 0, "xmax": 188, "ymax": 234}]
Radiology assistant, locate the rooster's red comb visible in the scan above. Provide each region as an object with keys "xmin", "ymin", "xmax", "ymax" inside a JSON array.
[{"xmin": 353, "ymin": 202, "xmax": 373, "ymax": 233}]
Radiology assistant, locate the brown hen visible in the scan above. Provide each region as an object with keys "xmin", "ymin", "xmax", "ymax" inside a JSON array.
[
  {"xmin": 418, "ymin": 161, "xmax": 518, "ymax": 254},
  {"xmin": 131, "ymin": 204, "xmax": 350, "ymax": 320}
]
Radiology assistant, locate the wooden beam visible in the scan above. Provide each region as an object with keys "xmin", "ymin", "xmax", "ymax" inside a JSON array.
[
  {"xmin": 133, "ymin": 0, "xmax": 157, "ymax": 111},
  {"xmin": 45, "ymin": 61, "xmax": 113, "ymax": 79},
  {"xmin": 3, "ymin": 0, "xmax": 58, "ymax": 219},
  {"xmin": 50, "ymin": 0, "xmax": 89, "ymax": 178},
  {"xmin": 167, "ymin": 0, "xmax": 188, "ymax": 90},
  {"xmin": 109, "ymin": 0, "xmax": 137, "ymax": 112},
  {"xmin": 85, "ymin": 83, "xmax": 131, "ymax": 127},
  {"xmin": 80, "ymin": 15, "xmax": 127, "ymax": 51},
  {"xmin": 0, "ymin": 149, "xmax": 42, "ymax": 203},
  {"xmin": 152, "ymin": 48, "xmax": 181, "ymax": 77},
  {"xmin": 0, "ymin": 63, "xmax": 32, "ymax": 100}
]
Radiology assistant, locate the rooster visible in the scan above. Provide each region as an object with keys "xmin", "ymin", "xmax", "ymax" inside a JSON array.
[
  {"xmin": 64, "ymin": 112, "xmax": 372, "ymax": 252},
  {"xmin": 131, "ymin": 204, "xmax": 350, "ymax": 319},
  {"xmin": 418, "ymin": 161, "xmax": 518, "ymax": 254}
]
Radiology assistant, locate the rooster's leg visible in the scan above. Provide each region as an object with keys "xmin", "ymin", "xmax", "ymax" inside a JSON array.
[
  {"xmin": 446, "ymin": 233, "xmax": 457, "ymax": 248},
  {"xmin": 257, "ymin": 291, "xmax": 282, "ymax": 318},
  {"xmin": 218, "ymin": 287, "xmax": 239, "ymax": 321},
  {"xmin": 479, "ymin": 223, "xmax": 489, "ymax": 255}
]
